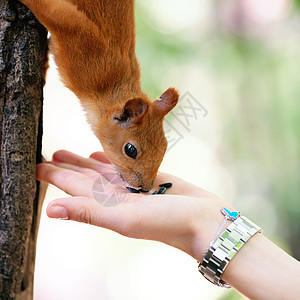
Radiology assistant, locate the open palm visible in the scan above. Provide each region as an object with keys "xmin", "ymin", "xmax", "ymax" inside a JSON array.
[{"xmin": 37, "ymin": 150, "xmax": 233, "ymax": 260}]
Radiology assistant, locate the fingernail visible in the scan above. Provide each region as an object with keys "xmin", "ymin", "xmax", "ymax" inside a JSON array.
[{"xmin": 48, "ymin": 205, "xmax": 69, "ymax": 220}]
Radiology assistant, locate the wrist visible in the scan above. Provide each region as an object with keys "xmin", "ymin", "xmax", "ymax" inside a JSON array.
[
  {"xmin": 197, "ymin": 209, "xmax": 262, "ymax": 288},
  {"xmin": 189, "ymin": 200, "xmax": 236, "ymax": 262}
]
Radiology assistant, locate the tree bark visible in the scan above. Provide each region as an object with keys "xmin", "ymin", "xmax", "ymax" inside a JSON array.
[{"xmin": 0, "ymin": 0, "xmax": 47, "ymax": 299}]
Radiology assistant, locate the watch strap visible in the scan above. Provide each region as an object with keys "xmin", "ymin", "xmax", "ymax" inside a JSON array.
[{"xmin": 199, "ymin": 215, "xmax": 262, "ymax": 288}]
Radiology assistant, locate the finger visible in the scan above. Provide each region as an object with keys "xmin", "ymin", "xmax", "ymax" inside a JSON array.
[
  {"xmin": 36, "ymin": 163, "xmax": 95, "ymax": 198},
  {"xmin": 53, "ymin": 150, "xmax": 114, "ymax": 173},
  {"xmin": 51, "ymin": 161, "xmax": 100, "ymax": 179},
  {"xmin": 89, "ymin": 151, "xmax": 111, "ymax": 164},
  {"xmin": 53, "ymin": 150, "xmax": 100, "ymax": 167},
  {"xmin": 46, "ymin": 196, "xmax": 141, "ymax": 234},
  {"xmin": 46, "ymin": 197, "xmax": 107, "ymax": 224},
  {"xmin": 51, "ymin": 160, "xmax": 125, "ymax": 187},
  {"xmin": 53, "ymin": 151, "xmax": 124, "ymax": 186}
]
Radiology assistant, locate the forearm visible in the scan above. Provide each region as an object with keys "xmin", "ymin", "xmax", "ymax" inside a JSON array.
[
  {"xmin": 185, "ymin": 207, "xmax": 300, "ymax": 299},
  {"xmin": 220, "ymin": 233, "xmax": 300, "ymax": 299}
]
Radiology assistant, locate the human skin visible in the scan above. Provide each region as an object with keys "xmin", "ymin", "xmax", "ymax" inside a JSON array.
[{"xmin": 36, "ymin": 150, "xmax": 300, "ymax": 300}]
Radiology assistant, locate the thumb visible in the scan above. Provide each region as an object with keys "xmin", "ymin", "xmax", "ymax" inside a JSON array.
[{"xmin": 46, "ymin": 197, "xmax": 109, "ymax": 225}]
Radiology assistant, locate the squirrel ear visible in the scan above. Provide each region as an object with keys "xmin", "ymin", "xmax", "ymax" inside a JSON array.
[
  {"xmin": 154, "ymin": 88, "xmax": 179, "ymax": 116},
  {"xmin": 113, "ymin": 98, "xmax": 148, "ymax": 125}
]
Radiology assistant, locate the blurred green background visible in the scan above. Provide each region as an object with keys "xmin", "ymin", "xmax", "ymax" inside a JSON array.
[
  {"xmin": 135, "ymin": 1, "xmax": 299, "ymax": 298},
  {"xmin": 136, "ymin": 0, "xmax": 299, "ymax": 256}
]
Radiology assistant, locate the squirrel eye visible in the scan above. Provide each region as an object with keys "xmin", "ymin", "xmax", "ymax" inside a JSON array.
[{"xmin": 124, "ymin": 143, "xmax": 137, "ymax": 159}]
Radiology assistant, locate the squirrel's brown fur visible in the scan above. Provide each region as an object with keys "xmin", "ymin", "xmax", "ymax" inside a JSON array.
[{"xmin": 20, "ymin": 0, "xmax": 179, "ymax": 190}]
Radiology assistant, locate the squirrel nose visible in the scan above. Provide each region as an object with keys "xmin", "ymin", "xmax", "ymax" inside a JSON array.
[{"xmin": 140, "ymin": 179, "xmax": 155, "ymax": 192}]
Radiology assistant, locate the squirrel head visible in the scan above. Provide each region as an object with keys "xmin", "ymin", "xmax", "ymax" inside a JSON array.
[{"xmin": 86, "ymin": 87, "xmax": 179, "ymax": 191}]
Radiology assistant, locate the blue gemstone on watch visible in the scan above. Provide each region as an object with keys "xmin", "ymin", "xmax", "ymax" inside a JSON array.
[{"xmin": 221, "ymin": 207, "xmax": 240, "ymax": 220}]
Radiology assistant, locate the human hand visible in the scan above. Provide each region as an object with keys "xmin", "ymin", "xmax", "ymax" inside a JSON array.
[{"xmin": 36, "ymin": 150, "xmax": 235, "ymax": 261}]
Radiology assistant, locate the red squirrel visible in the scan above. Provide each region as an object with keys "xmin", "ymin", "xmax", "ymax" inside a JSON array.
[{"xmin": 19, "ymin": 0, "xmax": 179, "ymax": 191}]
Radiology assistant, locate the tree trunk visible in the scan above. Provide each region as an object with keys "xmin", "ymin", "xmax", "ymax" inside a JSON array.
[{"xmin": 0, "ymin": 0, "xmax": 48, "ymax": 299}]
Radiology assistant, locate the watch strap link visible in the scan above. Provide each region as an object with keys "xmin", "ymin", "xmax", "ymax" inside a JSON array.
[{"xmin": 199, "ymin": 215, "xmax": 262, "ymax": 288}]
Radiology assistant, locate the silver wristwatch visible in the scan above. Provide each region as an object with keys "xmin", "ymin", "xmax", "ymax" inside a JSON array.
[{"xmin": 199, "ymin": 209, "xmax": 262, "ymax": 288}]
